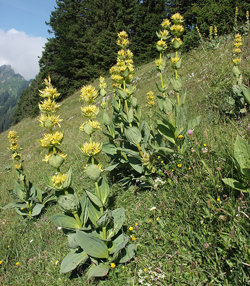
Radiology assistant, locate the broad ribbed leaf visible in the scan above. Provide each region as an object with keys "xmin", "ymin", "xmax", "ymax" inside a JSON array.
[
  {"xmin": 31, "ymin": 203, "xmax": 44, "ymax": 216},
  {"xmin": 98, "ymin": 176, "xmax": 109, "ymax": 205},
  {"xmin": 107, "ymin": 208, "xmax": 125, "ymax": 239},
  {"xmin": 234, "ymin": 135, "xmax": 250, "ymax": 179},
  {"xmin": 49, "ymin": 214, "xmax": 80, "ymax": 230},
  {"xmin": 86, "ymin": 190, "xmax": 103, "ymax": 207},
  {"xmin": 60, "ymin": 250, "xmax": 88, "ymax": 273},
  {"xmin": 87, "ymin": 198, "xmax": 101, "ymax": 227},
  {"xmin": 222, "ymin": 178, "xmax": 250, "ymax": 193},
  {"xmin": 77, "ymin": 231, "xmax": 108, "ymax": 258},
  {"xmin": 87, "ymin": 263, "xmax": 110, "ymax": 280}
]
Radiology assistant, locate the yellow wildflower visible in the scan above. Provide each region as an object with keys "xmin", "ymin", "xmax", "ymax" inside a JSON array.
[
  {"xmin": 132, "ymin": 236, "xmax": 137, "ymax": 241},
  {"xmin": 171, "ymin": 13, "xmax": 184, "ymax": 24},
  {"xmin": 0, "ymin": 260, "xmax": 3, "ymax": 264},
  {"xmin": 81, "ymin": 142, "xmax": 102, "ymax": 157},
  {"xmin": 39, "ymin": 98, "xmax": 61, "ymax": 113},
  {"xmin": 159, "ymin": 29, "xmax": 170, "ymax": 38},
  {"xmin": 155, "ymin": 58, "xmax": 163, "ymax": 68},
  {"xmin": 170, "ymin": 25, "xmax": 184, "ymax": 36},
  {"xmin": 178, "ymin": 134, "xmax": 184, "ymax": 139},
  {"xmin": 51, "ymin": 173, "xmax": 67, "ymax": 187},
  {"xmin": 79, "ymin": 120, "xmax": 102, "ymax": 132},
  {"xmin": 39, "ymin": 132, "xmax": 64, "ymax": 148},
  {"xmin": 38, "ymin": 114, "xmax": 62, "ymax": 128},
  {"xmin": 117, "ymin": 31, "xmax": 128, "ymax": 39},
  {"xmin": 8, "ymin": 131, "xmax": 18, "ymax": 141},
  {"xmin": 217, "ymin": 198, "xmax": 220, "ymax": 202},
  {"xmin": 234, "ymin": 42, "xmax": 242, "ymax": 48},
  {"xmin": 99, "ymin": 76, "xmax": 107, "ymax": 89},
  {"xmin": 161, "ymin": 18, "xmax": 171, "ymax": 28},
  {"xmin": 15, "ymin": 163, "xmax": 21, "ymax": 170},
  {"xmin": 129, "ymin": 226, "xmax": 133, "ymax": 231},
  {"xmin": 178, "ymin": 164, "xmax": 182, "ymax": 168},
  {"xmin": 81, "ymin": 105, "xmax": 99, "ymax": 118},
  {"xmin": 80, "ymin": 85, "xmax": 98, "ymax": 103},
  {"xmin": 157, "ymin": 40, "xmax": 167, "ymax": 48},
  {"xmin": 16, "ymin": 262, "xmax": 20, "ymax": 266},
  {"xmin": 12, "ymin": 152, "xmax": 21, "ymax": 160},
  {"xmin": 9, "ymin": 143, "xmax": 19, "ymax": 151},
  {"xmin": 110, "ymin": 263, "xmax": 116, "ymax": 268},
  {"xmin": 233, "ymin": 48, "xmax": 241, "ymax": 54},
  {"xmin": 171, "ymin": 56, "xmax": 180, "ymax": 65}
]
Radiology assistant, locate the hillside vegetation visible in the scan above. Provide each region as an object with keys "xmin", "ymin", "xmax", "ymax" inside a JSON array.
[{"xmin": 0, "ymin": 15, "xmax": 250, "ymax": 286}]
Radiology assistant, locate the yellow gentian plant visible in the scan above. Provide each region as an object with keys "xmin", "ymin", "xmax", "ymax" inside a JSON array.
[{"xmin": 1, "ymin": 131, "xmax": 54, "ymax": 217}]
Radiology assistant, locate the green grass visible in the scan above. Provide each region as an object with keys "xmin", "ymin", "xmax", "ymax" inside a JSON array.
[{"xmin": 0, "ymin": 33, "xmax": 250, "ymax": 285}]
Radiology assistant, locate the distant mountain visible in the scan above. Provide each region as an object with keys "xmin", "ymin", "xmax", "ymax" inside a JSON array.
[{"xmin": 0, "ymin": 65, "xmax": 32, "ymax": 132}]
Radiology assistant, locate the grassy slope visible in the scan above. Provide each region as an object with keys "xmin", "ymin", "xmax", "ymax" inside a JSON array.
[{"xmin": 0, "ymin": 34, "xmax": 250, "ymax": 285}]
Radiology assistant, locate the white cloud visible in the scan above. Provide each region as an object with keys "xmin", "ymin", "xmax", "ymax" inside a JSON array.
[{"xmin": 0, "ymin": 28, "xmax": 47, "ymax": 80}]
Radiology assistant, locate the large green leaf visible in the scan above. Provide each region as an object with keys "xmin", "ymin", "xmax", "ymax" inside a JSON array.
[
  {"xmin": 117, "ymin": 244, "xmax": 136, "ymax": 263},
  {"xmin": 31, "ymin": 203, "xmax": 44, "ymax": 217},
  {"xmin": 87, "ymin": 198, "xmax": 101, "ymax": 227},
  {"xmin": 242, "ymin": 85, "xmax": 250, "ymax": 105},
  {"xmin": 157, "ymin": 123, "xmax": 175, "ymax": 144},
  {"xmin": 1, "ymin": 202, "xmax": 26, "ymax": 210},
  {"xmin": 107, "ymin": 208, "xmax": 125, "ymax": 239},
  {"xmin": 60, "ymin": 250, "xmax": 88, "ymax": 273},
  {"xmin": 234, "ymin": 135, "xmax": 250, "ymax": 179},
  {"xmin": 49, "ymin": 214, "xmax": 80, "ymax": 230},
  {"xmin": 86, "ymin": 190, "xmax": 103, "ymax": 208},
  {"xmin": 102, "ymin": 143, "xmax": 117, "ymax": 155},
  {"xmin": 13, "ymin": 182, "xmax": 25, "ymax": 201},
  {"xmin": 222, "ymin": 178, "xmax": 250, "ymax": 193},
  {"xmin": 76, "ymin": 231, "xmax": 109, "ymax": 259},
  {"xmin": 62, "ymin": 167, "xmax": 73, "ymax": 189},
  {"xmin": 87, "ymin": 263, "xmax": 110, "ymax": 280},
  {"xmin": 98, "ymin": 176, "xmax": 109, "ymax": 205},
  {"xmin": 125, "ymin": 127, "xmax": 142, "ymax": 145},
  {"xmin": 109, "ymin": 233, "xmax": 128, "ymax": 254},
  {"xmin": 97, "ymin": 210, "xmax": 112, "ymax": 228}
]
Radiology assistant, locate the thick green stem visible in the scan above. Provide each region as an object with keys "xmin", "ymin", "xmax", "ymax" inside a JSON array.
[
  {"xmin": 73, "ymin": 213, "xmax": 82, "ymax": 228},
  {"xmin": 177, "ymin": 92, "xmax": 180, "ymax": 106},
  {"xmin": 136, "ymin": 144, "xmax": 144, "ymax": 157}
]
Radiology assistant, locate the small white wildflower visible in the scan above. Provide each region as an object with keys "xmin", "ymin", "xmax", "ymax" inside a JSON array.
[
  {"xmin": 30, "ymin": 239, "xmax": 33, "ymax": 243},
  {"xmin": 57, "ymin": 226, "xmax": 62, "ymax": 230},
  {"xmin": 150, "ymin": 207, "xmax": 156, "ymax": 211}
]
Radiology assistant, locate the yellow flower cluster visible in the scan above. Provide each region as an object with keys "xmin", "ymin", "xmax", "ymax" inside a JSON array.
[
  {"xmin": 233, "ymin": 34, "xmax": 242, "ymax": 65},
  {"xmin": 110, "ymin": 32, "xmax": 134, "ymax": 88},
  {"xmin": 8, "ymin": 131, "xmax": 22, "ymax": 171},
  {"xmin": 80, "ymin": 85, "xmax": 98, "ymax": 103},
  {"xmin": 38, "ymin": 114, "xmax": 62, "ymax": 128},
  {"xmin": 170, "ymin": 24, "xmax": 184, "ymax": 36},
  {"xmin": 39, "ymin": 77, "xmax": 60, "ymax": 99},
  {"xmin": 81, "ymin": 105, "xmax": 99, "ymax": 118},
  {"xmin": 81, "ymin": 142, "xmax": 102, "ymax": 157},
  {"xmin": 43, "ymin": 150, "xmax": 67, "ymax": 163},
  {"xmin": 99, "ymin": 76, "xmax": 107, "ymax": 90},
  {"xmin": 146, "ymin": 91, "xmax": 155, "ymax": 107},
  {"xmin": 117, "ymin": 31, "xmax": 130, "ymax": 49},
  {"xmin": 39, "ymin": 131, "xmax": 64, "ymax": 148},
  {"xmin": 171, "ymin": 13, "xmax": 184, "ymax": 24},
  {"xmin": 171, "ymin": 56, "xmax": 180, "ymax": 65},
  {"xmin": 51, "ymin": 173, "xmax": 67, "ymax": 187},
  {"xmin": 161, "ymin": 19, "xmax": 171, "ymax": 29},
  {"xmin": 39, "ymin": 98, "xmax": 61, "ymax": 113},
  {"xmin": 8, "ymin": 131, "xmax": 20, "ymax": 152},
  {"xmin": 79, "ymin": 120, "xmax": 102, "ymax": 132}
]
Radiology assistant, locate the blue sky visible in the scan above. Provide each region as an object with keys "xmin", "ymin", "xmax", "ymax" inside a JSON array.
[{"xmin": 0, "ymin": 0, "xmax": 57, "ymax": 79}]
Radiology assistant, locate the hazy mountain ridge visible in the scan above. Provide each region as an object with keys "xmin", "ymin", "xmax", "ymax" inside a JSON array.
[{"xmin": 0, "ymin": 65, "xmax": 32, "ymax": 132}]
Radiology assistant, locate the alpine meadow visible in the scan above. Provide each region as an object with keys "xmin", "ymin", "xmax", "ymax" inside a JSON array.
[{"xmin": 0, "ymin": 1, "xmax": 250, "ymax": 285}]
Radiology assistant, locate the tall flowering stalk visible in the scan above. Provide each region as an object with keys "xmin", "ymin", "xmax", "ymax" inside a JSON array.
[
  {"xmin": 156, "ymin": 14, "xmax": 200, "ymax": 154},
  {"xmin": 1, "ymin": 130, "xmax": 55, "ymax": 217},
  {"xmin": 231, "ymin": 33, "xmax": 250, "ymax": 111},
  {"xmin": 155, "ymin": 19, "xmax": 171, "ymax": 98},
  {"xmin": 38, "ymin": 76, "xmax": 68, "ymax": 189},
  {"xmin": 7, "ymin": 131, "xmax": 24, "ymax": 183}
]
